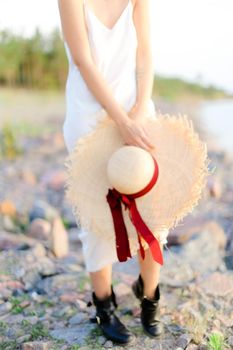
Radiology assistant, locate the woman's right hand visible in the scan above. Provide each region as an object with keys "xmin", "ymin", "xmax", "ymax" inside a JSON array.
[{"xmin": 115, "ymin": 117, "xmax": 155, "ymax": 152}]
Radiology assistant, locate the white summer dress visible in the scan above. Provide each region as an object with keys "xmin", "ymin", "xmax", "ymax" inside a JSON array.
[{"xmin": 62, "ymin": 0, "xmax": 169, "ymax": 272}]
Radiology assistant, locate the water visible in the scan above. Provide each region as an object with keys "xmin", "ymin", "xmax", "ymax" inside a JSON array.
[{"xmin": 199, "ymin": 99, "xmax": 233, "ymax": 155}]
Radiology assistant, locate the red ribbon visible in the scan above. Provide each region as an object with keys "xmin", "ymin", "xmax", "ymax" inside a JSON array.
[{"xmin": 106, "ymin": 156, "xmax": 163, "ymax": 265}]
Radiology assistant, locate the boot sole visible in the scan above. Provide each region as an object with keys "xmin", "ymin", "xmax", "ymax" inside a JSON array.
[
  {"xmin": 142, "ymin": 326, "xmax": 164, "ymax": 338},
  {"xmin": 98, "ymin": 325, "xmax": 136, "ymax": 346}
]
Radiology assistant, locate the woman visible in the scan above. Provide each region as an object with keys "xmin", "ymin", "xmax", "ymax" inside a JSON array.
[{"xmin": 58, "ymin": 0, "xmax": 169, "ymax": 344}]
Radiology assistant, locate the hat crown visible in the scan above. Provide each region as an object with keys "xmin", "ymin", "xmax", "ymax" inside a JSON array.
[{"xmin": 107, "ymin": 145, "xmax": 155, "ymax": 194}]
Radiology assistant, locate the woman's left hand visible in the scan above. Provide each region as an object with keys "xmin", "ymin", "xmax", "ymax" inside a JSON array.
[{"xmin": 127, "ymin": 103, "xmax": 152, "ymax": 123}]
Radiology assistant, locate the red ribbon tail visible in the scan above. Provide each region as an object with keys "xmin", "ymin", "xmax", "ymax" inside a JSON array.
[
  {"xmin": 106, "ymin": 189, "xmax": 132, "ymax": 262},
  {"xmin": 129, "ymin": 199, "xmax": 163, "ymax": 265}
]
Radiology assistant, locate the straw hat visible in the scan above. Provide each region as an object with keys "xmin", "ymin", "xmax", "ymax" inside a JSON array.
[{"xmin": 64, "ymin": 111, "xmax": 210, "ymax": 265}]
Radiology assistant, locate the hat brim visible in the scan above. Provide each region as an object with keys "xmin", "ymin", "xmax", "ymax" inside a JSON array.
[{"xmin": 64, "ymin": 112, "xmax": 210, "ymax": 255}]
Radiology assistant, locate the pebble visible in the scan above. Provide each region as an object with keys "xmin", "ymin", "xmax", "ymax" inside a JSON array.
[
  {"xmin": 176, "ymin": 334, "xmax": 192, "ymax": 349},
  {"xmin": 22, "ymin": 341, "xmax": 53, "ymax": 350},
  {"xmin": 0, "ymin": 122, "xmax": 233, "ymax": 350},
  {"xmin": 0, "ymin": 301, "xmax": 12, "ymax": 315},
  {"xmin": 69, "ymin": 312, "xmax": 87, "ymax": 325},
  {"xmin": 28, "ymin": 218, "xmax": 51, "ymax": 240},
  {"xmin": 186, "ymin": 345, "xmax": 198, "ymax": 350},
  {"xmin": 227, "ymin": 336, "xmax": 233, "ymax": 347},
  {"xmin": 104, "ymin": 340, "xmax": 113, "ymax": 348}
]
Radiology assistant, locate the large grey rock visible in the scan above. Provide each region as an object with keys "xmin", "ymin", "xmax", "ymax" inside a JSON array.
[{"xmin": 50, "ymin": 324, "xmax": 95, "ymax": 346}]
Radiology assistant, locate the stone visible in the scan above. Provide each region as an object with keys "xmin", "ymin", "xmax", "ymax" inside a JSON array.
[
  {"xmin": 50, "ymin": 324, "xmax": 95, "ymax": 346},
  {"xmin": 17, "ymin": 334, "xmax": 31, "ymax": 343},
  {"xmin": 203, "ymin": 221, "xmax": 227, "ymax": 250},
  {"xmin": 104, "ymin": 340, "xmax": 113, "ymax": 348},
  {"xmin": 0, "ymin": 231, "xmax": 37, "ymax": 251},
  {"xmin": 22, "ymin": 341, "xmax": 53, "ymax": 350},
  {"xmin": 186, "ymin": 345, "xmax": 198, "ymax": 350},
  {"xmin": 167, "ymin": 216, "xmax": 206, "ymax": 245},
  {"xmin": 98, "ymin": 335, "xmax": 106, "ymax": 345},
  {"xmin": 0, "ymin": 301, "xmax": 12, "ymax": 315},
  {"xmin": 76, "ymin": 298, "xmax": 88, "ymax": 310},
  {"xmin": 59, "ymin": 293, "xmax": 80, "ymax": 304},
  {"xmin": 29, "ymin": 199, "xmax": 59, "ymax": 223},
  {"xmin": 227, "ymin": 336, "xmax": 233, "ymax": 347},
  {"xmin": 40, "ymin": 169, "xmax": 66, "ymax": 191},
  {"xmin": 28, "ymin": 218, "xmax": 51, "ymax": 240},
  {"xmin": 20, "ymin": 168, "xmax": 37, "ymax": 185},
  {"xmin": 69, "ymin": 312, "xmax": 87, "ymax": 325},
  {"xmin": 0, "ymin": 287, "xmax": 12, "ymax": 299},
  {"xmin": 2, "ymin": 215, "xmax": 18, "ymax": 232},
  {"xmin": 207, "ymin": 175, "xmax": 222, "ymax": 198},
  {"xmin": 0, "ymin": 200, "xmax": 17, "ymax": 217},
  {"xmin": 198, "ymin": 272, "xmax": 233, "ymax": 297},
  {"xmin": 30, "ymin": 242, "xmax": 46, "ymax": 258},
  {"xmin": 50, "ymin": 217, "xmax": 69, "ymax": 258},
  {"xmin": 176, "ymin": 333, "xmax": 192, "ymax": 348},
  {"xmin": 49, "ymin": 170, "xmax": 66, "ymax": 191},
  {"xmin": 114, "ymin": 282, "xmax": 131, "ymax": 298},
  {"xmin": 0, "ymin": 280, "xmax": 24, "ymax": 290}
]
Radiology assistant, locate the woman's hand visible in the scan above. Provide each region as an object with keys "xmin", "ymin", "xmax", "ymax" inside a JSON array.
[
  {"xmin": 127, "ymin": 102, "xmax": 152, "ymax": 122},
  {"xmin": 115, "ymin": 103, "xmax": 155, "ymax": 151}
]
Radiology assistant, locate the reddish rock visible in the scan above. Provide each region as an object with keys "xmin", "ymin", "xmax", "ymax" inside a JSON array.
[
  {"xmin": 22, "ymin": 341, "xmax": 52, "ymax": 350},
  {"xmin": 28, "ymin": 218, "xmax": 51, "ymax": 240},
  {"xmin": 207, "ymin": 175, "xmax": 222, "ymax": 199},
  {"xmin": 59, "ymin": 292, "xmax": 80, "ymax": 303},
  {"xmin": 20, "ymin": 168, "xmax": 37, "ymax": 185},
  {"xmin": 198, "ymin": 272, "xmax": 233, "ymax": 297},
  {"xmin": 76, "ymin": 298, "xmax": 88, "ymax": 310},
  {"xmin": 0, "ymin": 280, "xmax": 25, "ymax": 290},
  {"xmin": 0, "ymin": 200, "xmax": 17, "ymax": 217},
  {"xmin": 40, "ymin": 169, "xmax": 66, "ymax": 191},
  {"xmin": 204, "ymin": 220, "xmax": 226, "ymax": 250},
  {"xmin": 186, "ymin": 345, "xmax": 198, "ymax": 350},
  {"xmin": 19, "ymin": 300, "xmax": 31, "ymax": 309}
]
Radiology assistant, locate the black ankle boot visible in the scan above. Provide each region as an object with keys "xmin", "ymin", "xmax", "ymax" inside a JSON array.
[
  {"xmin": 132, "ymin": 274, "xmax": 163, "ymax": 337},
  {"xmin": 91, "ymin": 286, "xmax": 134, "ymax": 345}
]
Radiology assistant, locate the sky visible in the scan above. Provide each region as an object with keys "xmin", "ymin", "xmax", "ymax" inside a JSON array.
[{"xmin": 0, "ymin": 0, "xmax": 233, "ymax": 93}]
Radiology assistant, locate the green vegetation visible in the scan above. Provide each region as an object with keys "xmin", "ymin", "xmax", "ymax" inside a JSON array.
[
  {"xmin": 85, "ymin": 327, "xmax": 103, "ymax": 349},
  {"xmin": 207, "ymin": 332, "xmax": 229, "ymax": 350},
  {"xmin": 0, "ymin": 340, "xmax": 18, "ymax": 350},
  {"xmin": 153, "ymin": 76, "xmax": 231, "ymax": 101},
  {"xmin": 9, "ymin": 295, "xmax": 30, "ymax": 314},
  {"xmin": 0, "ymin": 28, "xmax": 232, "ymax": 101},
  {"xmin": 0, "ymin": 122, "xmax": 23, "ymax": 160},
  {"xmin": 0, "ymin": 28, "xmax": 67, "ymax": 89}
]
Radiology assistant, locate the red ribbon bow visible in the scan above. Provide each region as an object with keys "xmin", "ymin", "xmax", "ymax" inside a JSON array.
[{"xmin": 106, "ymin": 156, "xmax": 163, "ymax": 265}]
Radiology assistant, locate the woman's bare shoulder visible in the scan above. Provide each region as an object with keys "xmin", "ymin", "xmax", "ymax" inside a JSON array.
[{"xmin": 57, "ymin": 0, "xmax": 92, "ymax": 65}]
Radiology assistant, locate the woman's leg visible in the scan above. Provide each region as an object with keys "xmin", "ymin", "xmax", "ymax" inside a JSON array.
[
  {"xmin": 133, "ymin": 243, "xmax": 164, "ymax": 337},
  {"xmin": 89, "ymin": 263, "xmax": 133, "ymax": 344},
  {"xmin": 137, "ymin": 243, "xmax": 164, "ymax": 299},
  {"xmin": 89, "ymin": 263, "xmax": 112, "ymax": 299}
]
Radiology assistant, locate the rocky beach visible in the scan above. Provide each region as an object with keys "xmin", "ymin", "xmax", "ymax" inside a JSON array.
[{"xmin": 0, "ymin": 97, "xmax": 233, "ymax": 350}]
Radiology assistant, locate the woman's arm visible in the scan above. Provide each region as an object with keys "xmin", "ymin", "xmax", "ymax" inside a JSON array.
[
  {"xmin": 58, "ymin": 0, "xmax": 155, "ymax": 150},
  {"xmin": 57, "ymin": 0, "xmax": 129, "ymax": 127},
  {"xmin": 132, "ymin": 0, "xmax": 154, "ymax": 110}
]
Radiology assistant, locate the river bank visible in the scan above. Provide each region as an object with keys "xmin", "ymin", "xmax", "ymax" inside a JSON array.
[{"xmin": 0, "ymin": 96, "xmax": 233, "ymax": 349}]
